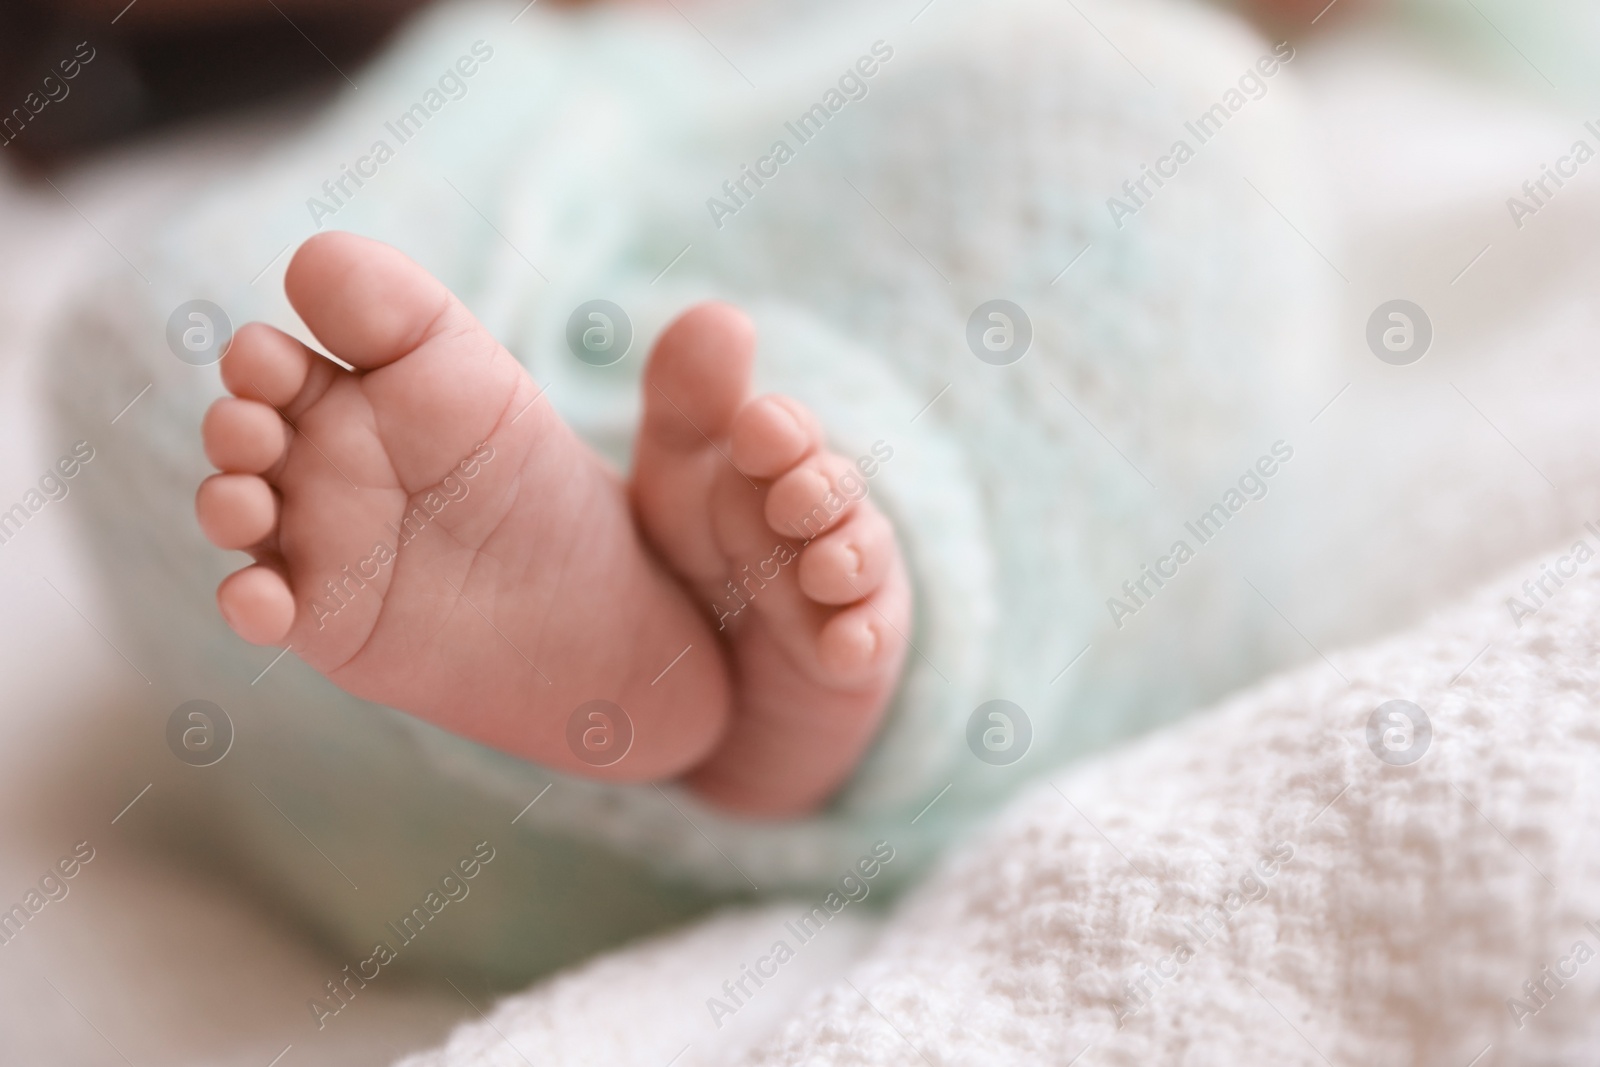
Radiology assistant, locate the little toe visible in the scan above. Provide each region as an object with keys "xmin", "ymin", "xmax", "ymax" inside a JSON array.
[
  {"xmin": 730, "ymin": 395, "xmax": 822, "ymax": 478},
  {"xmin": 798, "ymin": 507, "xmax": 894, "ymax": 605},
  {"xmin": 196, "ymin": 473, "xmax": 278, "ymax": 550},
  {"xmin": 817, "ymin": 605, "xmax": 882, "ymax": 678},
  {"xmin": 764, "ymin": 452, "xmax": 864, "ymax": 542},
  {"xmin": 202, "ymin": 398, "xmax": 290, "ymax": 474},
  {"xmin": 220, "ymin": 322, "xmax": 327, "ymax": 412},
  {"xmin": 217, "ymin": 564, "xmax": 295, "ymax": 645},
  {"xmin": 816, "ymin": 570, "xmax": 909, "ymax": 684}
]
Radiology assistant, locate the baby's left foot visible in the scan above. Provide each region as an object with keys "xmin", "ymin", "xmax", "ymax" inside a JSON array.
[{"xmin": 196, "ymin": 234, "xmax": 735, "ymax": 785}]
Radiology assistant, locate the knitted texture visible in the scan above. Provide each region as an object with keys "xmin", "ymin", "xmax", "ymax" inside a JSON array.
[
  {"xmin": 395, "ymin": 536, "xmax": 1600, "ymax": 1065},
  {"xmin": 47, "ymin": 0, "xmax": 1340, "ymax": 981}
]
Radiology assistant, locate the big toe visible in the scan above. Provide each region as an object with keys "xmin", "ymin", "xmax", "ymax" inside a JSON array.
[
  {"xmin": 640, "ymin": 302, "xmax": 756, "ymax": 446},
  {"xmin": 283, "ymin": 231, "xmax": 532, "ymax": 491},
  {"xmin": 632, "ymin": 302, "xmax": 759, "ymax": 582},
  {"xmin": 286, "ymin": 231, "xmax": 461, "ymax": 370}
]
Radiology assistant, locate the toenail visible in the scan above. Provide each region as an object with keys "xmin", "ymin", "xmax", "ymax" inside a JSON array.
[
  {"xmin": 860, "ymin": 622, "xmax": 880, "ymax": 661},
  {"xmin": 843, "ymin": 544, "xmax": 863, "ymax": 577}
]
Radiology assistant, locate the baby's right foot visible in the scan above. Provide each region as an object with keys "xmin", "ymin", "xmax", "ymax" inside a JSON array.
[{"xmin": 631, "ymin": 305, "xmax": 911, "ymax": 814}]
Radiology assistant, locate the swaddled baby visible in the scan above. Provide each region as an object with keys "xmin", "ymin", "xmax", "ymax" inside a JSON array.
[{"xmin": 52, "ymin": 0, "xmax": 1331, "ymax": 983}]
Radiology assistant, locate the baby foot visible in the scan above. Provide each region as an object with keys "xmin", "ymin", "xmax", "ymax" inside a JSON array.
[
  {"xmin": 197, "ymin": 232, "xmax": 731, "ymax": 781},
  {"xmin": 196, "ymin": 233, "xmax": 909, "ymax": 816},
  {"xmin": 631, "ymin": 305, "xmax": 910, "ymax": 815}
]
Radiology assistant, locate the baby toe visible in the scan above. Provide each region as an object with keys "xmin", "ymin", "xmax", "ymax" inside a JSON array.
[
  {"xmin": 641, "ymin": 301, "xmax": 755, "ymax": 448},
  {"xmin": 220, "ymin": 322, "xmax": 326, "ymax": 411},
  {"xmin": 816, "ymin": 602, "xmax": 887, "ymax": 680},
  {"xmin": 196, "ymin": 473, "xmax": 278, "ymax": 550},
  {"xmin": 202, "ymin": 398, "xmax": 289, "ymax": 474},
  {"xmin": 798, "ymin": 508, "xmax": 894, "ymax": 605},
  {"xmin": 815, "ymin": 563, "xmax": 911, "ymax": 684},
  {"xmin": 217, "ymin": 564, "xmax": 295, "ymax": 645},
  {"xmin": 286, "ymin": 231, "xmax": 474, "ymax": 371},
  {"xmin": 730, "ymin": 395, "xmax": 822, "ymax": 478},
  {"xmin": 764, "ymin": 451, "xmax": 865, "ymax": 542}
]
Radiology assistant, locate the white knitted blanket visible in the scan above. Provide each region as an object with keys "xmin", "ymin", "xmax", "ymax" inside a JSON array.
[{"xmin": 396, "ymin": 542, "xmax": 1600, "ymax": 1065}]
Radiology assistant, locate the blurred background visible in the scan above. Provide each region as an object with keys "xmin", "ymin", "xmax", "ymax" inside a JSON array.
[
  {"xmin": 2, "ymin": 0, "xmax": 1594, "ymax": 169},
  {"xmin": 0, "ymin": 0, "xmax": 433, "ymax": 170},
  {"xmin": 3, "ymin": 0, "xmax": 1600, "ymax": 1063}
]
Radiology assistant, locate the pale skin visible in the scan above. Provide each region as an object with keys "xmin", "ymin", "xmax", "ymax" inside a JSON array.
[{"xmin": 195, "ymin": 232, "xmax": 910, "ymax": 816}]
